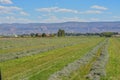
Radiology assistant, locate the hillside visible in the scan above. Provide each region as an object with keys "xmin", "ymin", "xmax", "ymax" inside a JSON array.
[{"xmin": 0, "ymin": 22, "xmax": 120, "ymax": 35}]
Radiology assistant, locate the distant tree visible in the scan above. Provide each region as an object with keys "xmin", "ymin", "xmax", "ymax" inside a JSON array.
[
  {"xmin": 61, "ymin": 30, "xmax": 65, "ymax": 36},
  {"xmin": 30, "ymin": 33, "xmax": 36, "ymax": 37},
  {"xmin": 57, "ymin": 29, "xmax": 65, "ymax": 37},
  {"xmin": 100, "ymin": 32, "xmax": 114, "ymax": 37},
  {"xmin": 42, "ymin": 33, "xmax": 46, "ymax": 37},
  {"xmin": 35, "ymin": 33, "xmax": 39, "ymax": 37},
  {"xmin": 49, "ymin": 34, "xmax": 55, "ymax": 37},
  {"xmin": 58, "ymin": 30, "xmax": 61, "ymax": 37}
]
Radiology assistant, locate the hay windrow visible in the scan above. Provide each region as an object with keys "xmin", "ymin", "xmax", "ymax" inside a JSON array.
[
  {"xmin": 48, "ymin": 40, "xmax": 107, "ymax": 80},
  {"xmin": 86, "ymin": 39, "xmax": 109, "ymax": 80}
]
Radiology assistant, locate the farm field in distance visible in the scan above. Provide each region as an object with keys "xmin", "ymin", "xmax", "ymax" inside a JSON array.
[{"xmin": 0, "ymin": 37, "xmax": 120, "ymax": 80}]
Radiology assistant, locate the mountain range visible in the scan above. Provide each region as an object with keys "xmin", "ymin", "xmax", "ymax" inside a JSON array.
[{"xmin": 0, "ymin": 22, "xmax": 120, "ymax": 35}]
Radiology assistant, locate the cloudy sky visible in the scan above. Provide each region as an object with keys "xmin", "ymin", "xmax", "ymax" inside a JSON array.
[{"xmin": 0, "ymin": 0, "xmax": 120, "ymax": 23}]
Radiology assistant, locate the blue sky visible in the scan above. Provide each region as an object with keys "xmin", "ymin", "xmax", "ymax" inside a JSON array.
[{"xmin": 0, "ymin": 0, "xmax": 120, "ymax": 23}]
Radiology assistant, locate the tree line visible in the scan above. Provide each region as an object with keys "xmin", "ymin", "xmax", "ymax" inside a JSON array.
[
  {"xmin": 19, "ymin": 29, "xmax": 65, "ymax": 38},
  {"xmin": 0, "ymin": 29, "xmax": 119, "ymax": 38},
  {"xmin": 66, "ymin": 32, "xmax": 118, "ymax": 37}
]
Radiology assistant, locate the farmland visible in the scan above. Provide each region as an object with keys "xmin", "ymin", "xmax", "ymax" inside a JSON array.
[{"xmin": 0, "ymin": 37, "xmax": 120, "ymax": 80}]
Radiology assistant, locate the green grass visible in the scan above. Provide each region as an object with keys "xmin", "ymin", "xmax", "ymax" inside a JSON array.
[{"xmin": 0, "ymin": 37, "xmax": 103, "ymax": 80}]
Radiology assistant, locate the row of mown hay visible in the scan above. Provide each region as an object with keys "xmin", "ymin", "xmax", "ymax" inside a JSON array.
[
  {"xmin": 86, "ymin": 40, "xmax": 109, "ymax": 80},
  {"xmin": 0, "ymin": 43, "xmax": 75, "ymax": 62},
  {"xmin": 48, "ymin": 40, "xmax": 107, "ymax": 80}
]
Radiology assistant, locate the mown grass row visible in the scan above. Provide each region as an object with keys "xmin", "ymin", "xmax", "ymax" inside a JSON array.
[
  {"xmin": 67, "ymin": 39, "xmax": 109, "ymax": 80},
  {"xmin": 48, "ymin": 39, "xmax": 108, "ymax": 80},
  {"xmin": 0, "ymin": 37, "xmax": 87, "ymax": 54},
  {"xmin": 86, "ymin": 39, "xmax": 109, "ymax": 80},
  {"xmin": 0, "ymin": 37, "xmax": 103, "ymax": 80},
  {"xmin": 0, "ymin": 37, "xmax": 95, "ymax": 62},
  {"xmin": 65, "ymin": 44, "xmax": 103, "ymax": 80},
  {"xmin": 0, "ymin": 42, "xmax": 79, "ymax": 62},
  {"xmin": 102, "ymin": 38, "xmax": 120, "ymax": 80}
]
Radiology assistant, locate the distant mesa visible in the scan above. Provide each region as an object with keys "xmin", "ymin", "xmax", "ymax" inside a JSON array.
[{"xmin": 0, "ymin": 21, "xmax": 120, "ymax": 35}]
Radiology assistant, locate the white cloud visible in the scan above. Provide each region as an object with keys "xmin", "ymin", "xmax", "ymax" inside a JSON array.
[
  {"xmin": 90, "ymin": 18, "xmax": 99, "ymax": 21},
  {"xmin": 0, "ymin": 15, "xmax": 107, "ymax": 23},
  {"xmin": 20, "ymin": 11, "xmax": 29, "ymax": 16},
  {"xmin": 113, "ymin": 16, "xmax": 120, "ymax": 19},
  {"xmin": 0, "ymin": 16, "xmax": 34, "ymax": 23},
  {"xmin": 38, "ymin": 15, "xmax": 88, "ymax": 23},
  {"xmin": 37, "ymin": 14, "xmax": 103, "ymax": 23},
  {"xmin": 62, "ymin": 17, "xmax": 87, "ymax": 22},
  {"xmin": 0, "ymin": 6, "xmax": 22, "ymax": 14},
  {"xmin": 0, "ymin": 6, "xmax": 29, "ymax": 16},
  {"xmin": 36, "ymin": 7, "xmax": 79, "ymax": 14},
  {"xmin": 82, "ymin": 10, "xmax": 102, "ymax": 14},
  {"xmin": 91, "ymin": 5, "xmax": 108, "ymax": 10},
  {"xmin": 0, "ymin": 6, "xmax": 21, "ymax": 11},
  {"xmin": 36, "ymin": 7, "xmax": 103, "ymax": 14},
  {"xmin": 56, "ymin": 8, "xmax": 78, "ymax": 13},
  {"xmin": 36, "ymin": 7, "xmax": 58, "ymax": 12},
  {"xmin": 0, "ymin": 0, "xmax": 13, "ymax": 4}
]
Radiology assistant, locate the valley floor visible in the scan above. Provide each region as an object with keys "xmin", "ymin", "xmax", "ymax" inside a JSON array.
[{"xmin": 0, "ymin": 37, "xmax": 120, "ymax": 80}]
